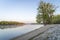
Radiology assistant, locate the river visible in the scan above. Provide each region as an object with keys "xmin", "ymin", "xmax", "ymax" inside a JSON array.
[{"xmin": 0, "ymin": 24, "xmax": 43, "ymax": 40}]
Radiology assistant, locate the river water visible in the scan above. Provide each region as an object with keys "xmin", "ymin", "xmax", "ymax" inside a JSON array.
[{"xmin": 0, "ymin": 24, "xmax": 43, "ymax": 40}]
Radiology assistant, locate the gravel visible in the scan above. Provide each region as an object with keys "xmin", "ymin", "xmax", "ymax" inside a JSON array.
[{"xmin": 33, "ymin": 25, "xmax": 60, "ymax": 40}]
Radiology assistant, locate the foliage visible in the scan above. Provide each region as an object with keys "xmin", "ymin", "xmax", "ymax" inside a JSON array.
[
  {"xmin": 0, "ymin": 21, "xmax": 24, "ymax": 25},
  {"xmin": 36, "ymin": 14, "xmax": 42, "ymax": 23},
  {"xmin": 36, "ymin": 1, "xmax": 55, "ymax": 25},
  {"xmin": 52, "ymin": 15, "xmax": 60, "ymax": 24}
]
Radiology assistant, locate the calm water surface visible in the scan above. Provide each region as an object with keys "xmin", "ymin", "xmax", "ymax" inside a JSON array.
[{"xmin": 0, "ymin": 25, "xmax": 43, "ymax": 40}]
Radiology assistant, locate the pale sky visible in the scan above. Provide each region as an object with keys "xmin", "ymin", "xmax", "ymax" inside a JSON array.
[{"xmin": 0, "ymin": 0, "xmax": 60, "ymax": 23}]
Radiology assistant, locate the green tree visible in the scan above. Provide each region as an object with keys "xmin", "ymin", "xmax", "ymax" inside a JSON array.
[
  {"xmin": 52, "ymin": 15, "xmax": 60, "ymax": 24},
  {"xmin": 36, "ymin": 1, "xmax": 55, "ymax": 25},
  {"xmin": 36, "ymin": 14, "xmax": 42, "ymax": 23}
]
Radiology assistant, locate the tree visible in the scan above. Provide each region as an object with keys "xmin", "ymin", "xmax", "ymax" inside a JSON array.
[
  {"xmin": 52, "ymin": 15, "xmax": 60, "ymax": 24},
  {"xmin": 36, "ymin": 14, "xmax": 42, "ymax": 23},
  {"xmin": 36, "ymin": 1, "xmax": 55, "ymax": 25}
]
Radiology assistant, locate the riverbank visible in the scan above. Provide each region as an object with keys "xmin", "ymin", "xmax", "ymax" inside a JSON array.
[
  {"xmin": 11, "ymin": 24, "xmax": 58, "ymax": 40},
  {"xmin": 0, "ymin": 21, "xmax": 25, "ymax": 29},
  {"xmin": 0, "ymin": 21, "xmax": 24, "ymax": 25},
  {"xmin": 31, "ymin": 24, "xmax": 60, "ymax": 40}
]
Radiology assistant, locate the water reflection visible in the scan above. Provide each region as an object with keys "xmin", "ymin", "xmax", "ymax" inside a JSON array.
[
  {"xmin": 0, "ymin": 25, "xmax": 22, "ymax": 29},
  {"xmin": 0, "ymin": 25, "xmax": 43, "ymax": 40}
]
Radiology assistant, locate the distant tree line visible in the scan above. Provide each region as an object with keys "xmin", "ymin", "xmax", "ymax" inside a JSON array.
[{"xmin": 0, "ymin": 21, "xmax": 24, "ymax": 25}]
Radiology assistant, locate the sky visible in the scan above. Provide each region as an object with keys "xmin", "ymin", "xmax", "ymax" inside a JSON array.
[{"xmin": 0, "ymin": 0, "xmax": 60, "ymax": 23}]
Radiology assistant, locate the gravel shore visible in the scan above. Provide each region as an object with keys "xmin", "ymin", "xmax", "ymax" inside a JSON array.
[{"xmin": 32, "ymin": 25, "xmax": 60, "ymax": 40}]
